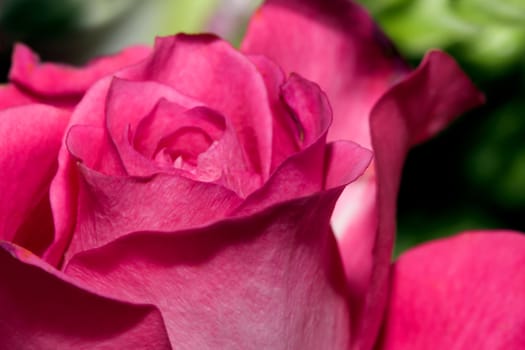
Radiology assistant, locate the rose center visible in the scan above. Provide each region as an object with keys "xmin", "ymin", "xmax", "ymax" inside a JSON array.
[{"xmin": 132, "ymin": 100, "xmax": 226, "ymax": 175}]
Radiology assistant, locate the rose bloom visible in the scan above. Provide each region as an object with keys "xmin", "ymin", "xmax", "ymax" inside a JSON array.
[{"xmin": 1, "ymin": 0, "xmax": 524, "ymax": 349}]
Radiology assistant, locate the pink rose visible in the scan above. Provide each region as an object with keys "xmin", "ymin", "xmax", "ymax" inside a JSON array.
[{"xmin": 1, "ymin": 0, "xmax": 523, "ymax": 349}]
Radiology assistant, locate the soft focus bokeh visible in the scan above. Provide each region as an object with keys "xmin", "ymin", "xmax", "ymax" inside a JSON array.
[{"xmin": 1, "ymin": 0, "xmax": 523, "ymax": 257}]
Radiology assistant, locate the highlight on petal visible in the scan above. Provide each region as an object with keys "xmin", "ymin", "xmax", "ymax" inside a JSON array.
[
  {"xmin": 0, "ymin": 242, "xmax": 171, "ymax": 349},
  {"xmin": 9, "ymin": 43, "xmax": 151, "ymax": 98},
  {"xmin": 242, "ymin": 0, "xmax": 409, "ymax": 148},
  {"xmin": 379, "ymin": 231, "xmax": 525, "ymax": 349},
  {"xmin": 0, "ymin": 104, "xmax": 69, "ymax": 255},
  {"xmin": 64, "ymin": 189, "xmax": 353, "ymax": 349}
]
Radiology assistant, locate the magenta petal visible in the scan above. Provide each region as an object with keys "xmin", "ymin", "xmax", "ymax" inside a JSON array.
[
  {"xmin": 122, "ymin": 34, "xmax": 273, "ymax": 179},
  {"xmin": 0, "ymin": 242, "xmax": 171, "ymax": 348},
  {"xmin": 192, "ymin": 107, "xmax": 262, "ymax": 196},
  {"xmin": 280, "ymin": 73, "xmax": 332, "ymax": 148},
  {"xmin": 9, "ymin": 43, "xmax": 151, "ymax": 99},
  {"xmin": 65, "ymin": 190, "xmax": 352, "ymax": 349},
  {"xmin": 393, "ymin": 50, "xmax": 485, "ymax": 145},
  {"xmin": 64, "ymin": 164, "xmax": 242, "ymax": 262},
  {"xmin": 45, "ymin": 78, "xmax": 121, "ymax": 265},
  {"xmin": 242, "ymin": 0, "xmax": 408, "ymax": 147},
  {"xmin": 331, "ymin": 174, "xmax": 377, "ymax": 299},
  {"xmin": 323, "ymin": 141, "xmax": 373, "ymax": 191},
  {"xmin": 0, "ymin": 105, "xmax": 68, "ymax": 250},
  {"xmin": 133, "ymin": 101, "xmax": 210, "ymax": 159},
  {"xmin": 334, "ymin": 52, "xmax": 484, "ymax": 349},
  {"xmin": 105, "ymin": 78, "xmax": 202, "ymax": 176},
  {"xmin": 380, "ymin": 231, "xmax": 525, "ymax": 349},
  {"xmin": 0, "ymin": 84, "xmax": 35, "ymax": 109},
  {"xmin": 234, "ymin": 139, "xmax": 371, "ymax": 217},
  {"xmin": 233, "ymin": 74, "xmax": 344, "ymax": 214},
  {"xmin": 247, "ymin": 54, "xmax": 299, "ymax": 171}
]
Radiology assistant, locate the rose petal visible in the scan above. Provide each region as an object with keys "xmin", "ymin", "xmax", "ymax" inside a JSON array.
[
  {"xmin": 9, "ymin": 43, "xmax": 151, "ymax": 99},
  {"xmin": 0, "ymin": 104, "xmax": 68, "ymax": 254},
  {"xmin": 242, "ymin": 0, "xmax": 408, "ymax": 148},
  {"xmin": 63, "ymin": 164, "xmax": 243, "ymax": 263},
  {"xmin": 65, "ymin": 189, "xmax": 353, "ymax": 349},
  {"xmin": 134, "ymin": 102, "xmax": 218, "ymax": 159},
  {"xmin": 0, "ymin": 84, "xmax": 35, "ymax": 109},
  {"xmin": 104, "ymin": 78, "xmax": 202, "ymax": 177},
  {"xmin": 10, "ymin": 194, "xmax": 55, "ymax": 257},
  {"xmin": 379, "ymin": 231, "xmax": 525, "ymax": 349},
  {"xmin": 232, "ymin": 74, "xmax": 372, "ymax": 215},
  {"xmin": 0, "ymin": 242, "xmax": 171, "ymax": 349},
  {"xmin": 191, "ymin": 107, "xmax": 262, "ymax": 196},
  {"xmin": 247, "ymin": 54, "xmax": 300, "ymax": 171},
  {"xmin": 331, "ymin": 172, "xmax": 377, "ymax": 304},
  {"xmin": 122, "ymin": 34, "xmax": 273, "ymax": 179},
  {"xmin": 323, "ymin": 141, "xmax": 373, "ymax": 191},
  {"xmin": 348, "ymin": 51, "xmax": 484, "ymax": 350},
  {"xmin": 45, "ymin": 78, "xmax": 117, "ymax": 265},
  {"xmin": 234, "ymin": 139, "xmax": 371, "ymax": 217},
  {"xmin": 280, "ymin": 74, "xmax": 332, "ymax": 147}
]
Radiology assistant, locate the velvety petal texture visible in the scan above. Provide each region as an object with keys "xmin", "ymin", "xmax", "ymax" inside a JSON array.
[
  {"xmin": 0, "ymin": 242, "xmax": 171, "ymax": 349},
  {"xmin": 0, "ymin": 105, "xmax": 69, "ymax": 255},
  {"xmin": 380, "ymin": 231, "xmax": 525, "ymax": 349},
  {"xmin": 65, "ymin": 190, "xmax": 353, "ymax": 349}
]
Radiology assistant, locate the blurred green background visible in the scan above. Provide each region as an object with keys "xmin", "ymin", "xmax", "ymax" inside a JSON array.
[{"xmin": 1, "ymin": 0, "xmax": 524, "ymax": 257}]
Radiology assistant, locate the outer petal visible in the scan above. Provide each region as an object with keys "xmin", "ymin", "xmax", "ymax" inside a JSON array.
[
  {"xmin": 0, "ymin": 242, "xmax": 171, "ymax": 349},
  {"xmin": 0, "ymin": 84, "xmax": 35, "ymax": 109},
  {"xmin": 379, "ymin": 231, "xmax": 525, "ymax": 349},
  {"xmin": 63, "ymin": 164, "xmax": 242, "ymax": 263},
  {"xmin": 65, "ymin": 189, "xmax": 353, "ymax": 349},
  {"xmin": 346, "ymin": 51, "xmax": 484, "ymax": 350},
  {"xmin": 0, "ymin": 104, "xmax": 69, "ymax": 255},
  {"xmin": 45, "ymin": 78, "xmax": 114, "ymax": 265},
  {"xmin": 9, "ymin": 43, "xmax": 151, "ymax": 100},
  {"xmin": 241, "ymin": 0, "xmax": 408, "ymax": 148}
]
